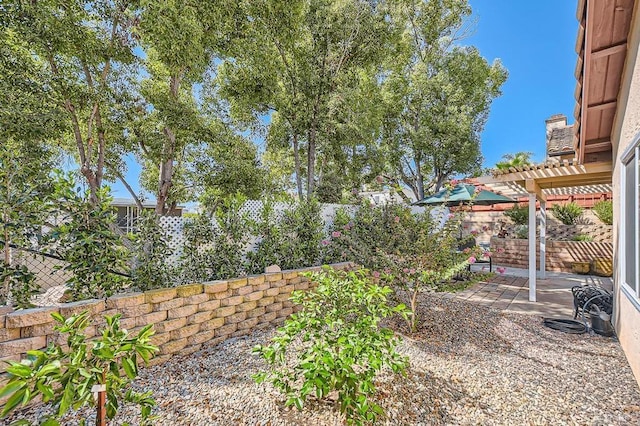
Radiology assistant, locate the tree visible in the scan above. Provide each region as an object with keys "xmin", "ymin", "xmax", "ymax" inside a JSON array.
[
  {"xmin": 381, "ymin": 0, "xmax": 507, "ymax": 201},
  {"xmin": 495, "ymin": 151, "xmax": 533, "ymax": 171},
  {"xmin": 136, "ymin": 1, "xmax": 247, "ymax": 214},
  {"xmin": 218, "ymin": 0, "xmax": 394, "ymax": 199},
  {"xmin": 3, "ymin": 0, "xmax": 139, "ymax": 205}
]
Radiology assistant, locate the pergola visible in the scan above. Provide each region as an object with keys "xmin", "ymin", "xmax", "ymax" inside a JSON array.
[{"xmin": 476, "ymin": 160, "xmax": 612, "ymax": 302}]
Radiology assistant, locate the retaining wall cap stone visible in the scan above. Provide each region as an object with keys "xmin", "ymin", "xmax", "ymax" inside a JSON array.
[
  {"xmin": 144, "ymin": 288, "xmax": 178, "ymax": 304},
  {"xmin": 6, "ymin": 307, "xmax": 60, "ymax": 328},
  {"xmin": 176, "ymin": 284, "xmax": 204, "ymax": 297}
]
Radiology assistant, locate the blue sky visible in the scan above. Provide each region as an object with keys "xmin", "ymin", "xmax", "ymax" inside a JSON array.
[
  {"xmin": 467, "ymin": 0, "xmax": 579, "ymax": 167},
  {"xmin": 110, "ymin": 0, "xmax": 580, "ymax": 199}
]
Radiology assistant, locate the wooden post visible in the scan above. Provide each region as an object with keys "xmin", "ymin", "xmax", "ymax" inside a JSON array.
[
  {"xmin": 528, "ymin": 193, "xmax": 537, "ymax": 302},
  {"xmin": 539, "ymin": 201, "xmax": 546, "ymax": 280},
  {"xmin": 95, "ymin": 370, "xmax": 107, "ymax": 426}
]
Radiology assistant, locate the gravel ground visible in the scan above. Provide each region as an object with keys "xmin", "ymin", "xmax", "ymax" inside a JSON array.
[{"xmin": 6, "ymin": 294, "xmax": 640, "ymax": 425}]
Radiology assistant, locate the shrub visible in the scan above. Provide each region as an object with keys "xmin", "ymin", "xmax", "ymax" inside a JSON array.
[
  {"xmin": 0, "ymin": 312, "xmax": 158, "ymax": 425},
  {"xmin": 246, "ymin": 199, "xmax": 287, "ymax": 274},
  {"xmin": 279, "ymin": 199, "xmax": 324, "ymax": 270},
  {"xmin": 592, "ymin": 200, "xmax": 613, "ymax": 225},
  {"xmin": 573, "ymin": 234, "xmax": 593, "ymax": 242},
  {"xmin": 253, "ymin": 268, "xmax": 409, "ymax": 425},
  {"xmin": 179, "ymin": 212, "xmax": 218, "ymax": 283},
  {"xmin": 179, "ymin": 196, "xmax": 252, "ymax": 282},
  {"xmin": 208, "ymin": 195, "xmax": 253, "ymax": 280},
  {"xmin": 131, "ymin": 212, "xmax": 174, "ymax": 291},
  {"xmin": 514, "ymin": 225, "xmax": 529, "ymax": 239},
  {"xmin": 552, "ymin": 202, "xmax": 583, "ymax": 225},
  {"xmin": 51, "ymin": 180, "xmax": 130, "ymax": 301},
  {"xmin": 504, "ymin": 204, "xmax": 529, "ymax": 225},
  {"xmin": 0, "ymin": 264, "xmax": 38, "ymax": 309}
]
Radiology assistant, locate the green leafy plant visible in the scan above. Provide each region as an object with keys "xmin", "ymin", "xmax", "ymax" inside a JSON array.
[
  {"xmin": 513, "ymin": 224, "xmax": 529, "ymax": 239},
  {"xmin": 253, "ymin": 268, "xmax": 409, "ymax": 425},
  {"xmin": 131, "ymin": 211, "xmax": 174, "ymax": 291},
  {"xmin": 504, "ymin": 203, "xmax": 529, "ymax": 225},
  {"xmin": 278, "ymin": 199, "xmax": 325, "ymax": 270},
  {"xmin": 50, "ymin": 175, "xmax": 130, "ymax": 301},
  {"xmin": 573, "ymin": 234, "xmax": 593, "ymax": 242},
  {"xmin": 208, "ymin": 195, "xmax": 253, "ymax": 280},
  {"xmin": 0, "ymin": 311, "xmax": 158, "ymax": 425},
  {"xmin": 0, "ymin": 141, "xmax": 57, "ymax": 307},
  {"xmin": 551, "ymin": 202, "xmax": 584, "ymax": 225},
  {"xmin": 246, "ymin": 199, "xmax": 286, "ymax": 274},
  {"xmin": 179, "ymin": 195, "xmax": 252, "ymax": 282},
  {"xmin": 592, "ymin": 200, "xmax": 613, "ymax": 225},
  {"xmin": 0, "ymin": 263, "xmax": 38, "ymax": 309},
  {"xmin": 179, "ymin": 212, "xmax": 218, "ymax": 283}
]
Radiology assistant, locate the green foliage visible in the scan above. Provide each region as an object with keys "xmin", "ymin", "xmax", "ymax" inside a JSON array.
[
  {"xmin": 179, "ymin": 213, "xmax": 218, "ymax": 283},
  {"xmin": 253, "ymin": 268, "xmax": 409, "ymax": 425},
  {"xmin": 2, "ymin": 0, "xmax": 139, "ymax": 201},
  {"xmin": 0, "ymin": 264, "xmax": 37, "ymax": 310},
  {"xmin": 51, "ymin": 175, "xmax": 130, "ymax": 301},
  {"xmin": 131, "ymin": 212, "xmax": 174, "ymax": 291},
  {"xmin": 246, "ymin": 200, "xmax": 287, "ymax": 274},
  {"xmin": 495, "ymin": 152, "xmax": 533, "ymax": 171},
  {"xmin": 573, "ymin": 234, "xmax": 593, "ymax": 242},
  {"xmin": 179, "ymin": 195, "xmax": 252, "ymax": 282},
  {"xmin": 0, "ymin": 311, "xmax": 158, "ymax": 425},
  {"xmin": 322, "ymin": 202, "xmax": 477, "ymax": 331},
  {"xmin": 551, "ymin": 202, "xmax": 583, "ymax": 225},
  {"xmin": 504, "ymin": 204, "xmax": 529, "ymax": 225},
  {"xmin": 208, "ymin": 196, "xmax": 253, "ymax": 280},
  {"xmin": 381, "ymin": 1, "xmax": 508, "ymax": 199},
  {"xmin": 513, "ymin": 225, "xmax": 529, "ymax": 239},
  {"xmin": 278, "ymin": 199, "xmax": 325, "ymax": 270},
  {"xmin": 0, "ymin": 141, "xmax": 57, "ymax": 307},
  {"xmin": 592, "ymin": 200, "xmax": 613, "ymax": 225}
]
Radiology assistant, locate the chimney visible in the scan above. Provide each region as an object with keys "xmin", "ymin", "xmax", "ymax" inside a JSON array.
[
  {"xmin": 545, "ymin": 114, "xmax": 575, "ymax": 161},
  {"xmin": 545, "ymin": 114, "xmax": 567, "ymax": 140}
]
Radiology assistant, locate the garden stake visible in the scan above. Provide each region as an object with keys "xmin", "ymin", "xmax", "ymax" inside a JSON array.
[{"xmin": 95, "ymin": 369, "xmax": 107, "ymax": 426}]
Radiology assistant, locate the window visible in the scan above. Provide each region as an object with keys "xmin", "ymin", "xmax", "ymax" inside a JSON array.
[{"xmin": 621, "ymin": 140, "xmax": 640, "ymax": 303}]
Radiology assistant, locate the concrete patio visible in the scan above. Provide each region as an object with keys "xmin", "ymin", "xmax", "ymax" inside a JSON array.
[{"xmin": 453, "ymin": 266, "xmax": 613, "ymax": 318}]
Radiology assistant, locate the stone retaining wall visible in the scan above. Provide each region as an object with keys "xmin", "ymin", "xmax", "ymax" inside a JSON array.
[
  {"xmin": 0, "ymin": 262, "xmax": 354, "ymax": 378},
  {"xmin": 490, "ymin": 238, "xmax": 613, "ymax": 272}
]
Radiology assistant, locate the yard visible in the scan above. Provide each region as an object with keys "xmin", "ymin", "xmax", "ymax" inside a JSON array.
[{"xmin": 7, "ymin": 291, "xmax": 640, "ymax": 425}]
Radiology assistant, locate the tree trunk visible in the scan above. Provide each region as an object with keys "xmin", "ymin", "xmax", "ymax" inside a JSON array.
[
  {"xmin": 156, "ymin": 74, "xmax": 181, "ymax": 215},
  {"xmin": 292, "ymin": 133, "xmax": 303, "ymax": 200},
  {"xmin": 307, "ymin": 127, "xmax": 316, "ymax": 198},
  {"xmin": 434, "ymin": 173, "xmax": 447, "ymax": 193},
  {"xmin": 307, "ymin": 103, "xmax": 320, "ymax": 198},
  {"xmin": 415, "ymin": 156, "xmax": 424, "ymax": 201}
]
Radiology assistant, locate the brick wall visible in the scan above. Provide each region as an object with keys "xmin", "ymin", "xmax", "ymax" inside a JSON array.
[
  {"xmin": 490, "ymin": 237, "xmax": 613, "ymax": 272},
  {"xmin": 0, "ymin": 262, "xmax": 355, "ymax": 378}
]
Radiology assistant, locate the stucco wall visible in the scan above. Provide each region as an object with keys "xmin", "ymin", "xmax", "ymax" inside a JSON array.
[{"xmin": 611, "ymin": 1, "xmax": 640, "ymax": 387}]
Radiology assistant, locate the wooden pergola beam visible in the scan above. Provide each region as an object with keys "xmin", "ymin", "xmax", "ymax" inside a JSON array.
[{"xmin": 525, "ymin": 179, "xmax": 547, "ymax": 202}]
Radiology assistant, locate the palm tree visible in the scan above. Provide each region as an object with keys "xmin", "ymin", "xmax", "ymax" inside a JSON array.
[{"xmin": 495, "ymin": 152, "xmax": 533, "ymax": 171}]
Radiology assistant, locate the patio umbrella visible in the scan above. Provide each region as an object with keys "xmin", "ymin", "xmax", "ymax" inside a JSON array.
[{"xmin": 413, "ymin": 183, "xmax": 516, "ymax": 207}]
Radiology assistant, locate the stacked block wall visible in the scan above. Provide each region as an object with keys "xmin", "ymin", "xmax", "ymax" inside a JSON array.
[
  {"xmin": 0, "ymin": 262, "xmax": 354, "ymax": 381},
  {"xmin": 490, "ymin": 238, "xmax": 613, "ymax": 272}
]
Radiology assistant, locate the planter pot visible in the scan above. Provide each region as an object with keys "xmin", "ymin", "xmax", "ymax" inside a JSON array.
[
  {"xmin": 591, "ymin": 257, "xmax": 613, "ymax": 277},
  {"xmin": 571, "ymin": 261, "xmax": 590, "ymax": 275}
]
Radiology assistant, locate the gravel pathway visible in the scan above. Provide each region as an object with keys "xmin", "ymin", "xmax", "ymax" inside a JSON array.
[{"xmin": 6, "ymin": 294, "xmax": 640, "ymax": 425}]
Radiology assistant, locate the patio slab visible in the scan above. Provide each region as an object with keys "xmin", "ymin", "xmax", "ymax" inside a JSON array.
[{"xmin": 455, "ymin": 265, "xmax": 613, "ymax": 318}]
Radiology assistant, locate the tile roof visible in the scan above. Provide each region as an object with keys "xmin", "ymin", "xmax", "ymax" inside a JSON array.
[{"xmin": 547, "ymin": 126, "xmax": 575, "ymax": 155}]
